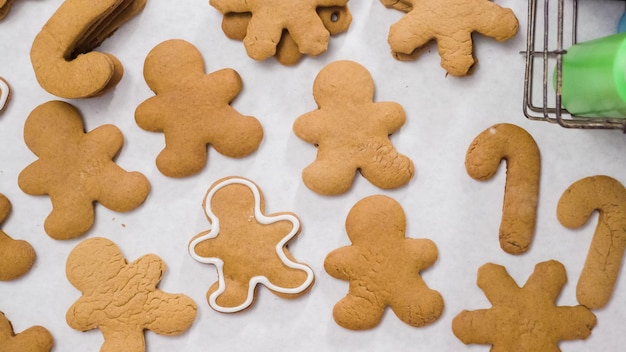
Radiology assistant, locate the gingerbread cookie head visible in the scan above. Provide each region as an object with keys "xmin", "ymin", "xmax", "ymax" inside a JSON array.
[
  {"xmin": 209, "ymin": 0, "xmax": 349, "ymax": 61},
  {"xmin": 18, "ymin": 101, "xmax": 151, "ymax": 240},
  {"xmin": 293, "ymin": 60, "xmax": 414, "ymax": 195},
  {"xmin": 0, "ymin": 193, "xmax": 36, "ymax": 281},
  {"xmin": 385, "ymin": 0, "xmax": 519, "ymax": 76},
  {"xmin": 136, "ymin": 39, "xmax": 263, "ymax": 178},
  {"xmin": 452, "ymin": 260, "xmax": 597, "ymax": 350},
  {"xmin": 324, "ymin": 195, "xmax": 443, "ymax": 330},
  {"xmin": 30, "ymin": 0, "xmax": 147, "ymax": 98},
  {"xmin": 66, "ymin": 237, "xmax": 197, "ymax": 352},
  {"xmin": 188, "ymin": 176, "xmax": 315, "ymax": 313},
  {"xmin": 220, "ymin": 5, "xmax": 352, "ymax": 65},
  {"xmin": 0, "ymin": 311, "xmax": 54, "ymax": 352}
]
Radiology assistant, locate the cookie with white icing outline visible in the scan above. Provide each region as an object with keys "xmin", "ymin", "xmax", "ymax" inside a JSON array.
[
  {"xmin": 188, "ymin": 176, "xmax": 315, "ymax": 313},
  {"xmin": 0, "ymin": 77, "xmax": 10, "ymax": 113}
]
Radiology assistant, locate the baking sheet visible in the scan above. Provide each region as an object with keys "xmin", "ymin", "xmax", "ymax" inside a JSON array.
[{"xmin": 2, "ymin": 0, "xmax": 626, "ymax": 351}]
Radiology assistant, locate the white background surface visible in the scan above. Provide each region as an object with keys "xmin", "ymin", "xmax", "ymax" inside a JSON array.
[{"xmin": 1, "ymin": 0, "xmax": 626, "ymax": 351}]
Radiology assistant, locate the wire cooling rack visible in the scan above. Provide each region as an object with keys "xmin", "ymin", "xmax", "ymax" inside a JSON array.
[{"xmin": 522, "ymin": 0, "xmax": 626, "ymax": 131}]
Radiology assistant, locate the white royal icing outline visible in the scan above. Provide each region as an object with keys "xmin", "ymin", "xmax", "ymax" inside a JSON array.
[
  {"xmin": 188, "ymin": 177, "xmax": 314, "ymax": 313},
  {"xmin": 0, "ymin": 79, "xmax": 9, "ymax": 112}
]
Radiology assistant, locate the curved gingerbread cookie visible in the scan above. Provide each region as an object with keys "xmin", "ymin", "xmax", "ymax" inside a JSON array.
[
  {"xmin": 188, "ymin": 176, "xmax": 315, "ymax": 313},
  {"xmin": 220, "ymin": 6, "xmax": 352, "ymax": 65},
  {"xmin": 0, "ymin": 311, "xmax": 54, "ymax": 352},
  {"xmin": 324, "ymin": 195, "xmax": 443, "ymax": 330},
  {"xmin": 66, "ymin": 237, "xmax": 197, "ymax": 352},
  {"xmin": 210, "ymin": 0, "xmax": 349, "ymax": 61},
  {"xmin": 465, "ymin": 123, "xmax": 540, "ymax": 255},
  {"xmin": 0, "ymin": 0, "xmax": 14, "ymax": 20},
  {"xmin": 293, "ymin": 60, "xmax": 414, "ymax": 195},
  {"xmin": 18, "ymin": 101, "xmax": 151, "ymax": 240},
  {"xmin": 0, "ymin": 193, "xmax": 36, "ymax": 281},
  {"xmin": 30, "ymin": 0, "xmax": 146, "ymax": 98},
  {"xmin": 135, "ymin": 39, "xmax": 263, "ymax": 178},
  {"xmin": 452, "ymin": 260, "xmax": 597, "ymax": 351},
  {"xmin": 384, "ymin": 0, "xmax": 518, "ymax": 76},
  {"xmin": 557, "ymin": 175, "xmax": 626, "ymax": 309}
]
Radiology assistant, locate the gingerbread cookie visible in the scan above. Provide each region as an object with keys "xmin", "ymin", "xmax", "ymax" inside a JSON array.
[
  {"xmin": 220, "ymin": 6, "xmax": 352, "ymax": 65},
  {"xmin": 188, "ymin": 176, "xmax": 314, "ymax": 313},
  {"xmin": 293, "ymin": 60, "xmax": 414, "ymax": 195},
  {"xmin": 324, "ymin": 195, "xmax": 443, "ymax": 330},
  {"xmin": 384, "ymin": 0, "xmax": 519, "ymax": 76},
  {"xmin": 18, "ymin": 101, "xmax": 151, "ymax": 240},
  {"xmin": 557, "ymin": 175, "xmax": 626, "ymax": 309},
  {"xmin": 0, "ymin": 77, "xmax": 10, "ymax": 113},
  {"xmin": 0, "ymin": 311, "xmax": 54, "ymax": 352},
  {"xmin": 209, "ymin": 0, "xmax": 349, "ymax": 61},
  {"xmin": 30, "ymin": 0, "xmax": 147, "ymax": 98},
  {"xmin": 0, "ymin": 193, "xmax": 36, "ymax": 281},
  {"xmin": 0, "ymin": 0, "xmax": 13, "ymax": 20},
  {"xmin": 452, "ymin": 260, "xmax": 597, "ymax": 351},
  {"xmin": 135, "ymin": 39, "xmax": 263, "ymax": 178},
  {"xmin": 465, "ymin": 123, "xmax": 540, "ymax": 255},
  {"xmin": 66, "ymin": 237, "xmax": 197, "ymax": 352}
]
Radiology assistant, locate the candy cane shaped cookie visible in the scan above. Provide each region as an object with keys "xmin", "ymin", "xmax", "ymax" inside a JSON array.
[
  {"xmin": 30, "ymin": 0, "xmax": 146, "ymax": 98},
  {"xmin": 0, "ymin": 77, "xmax": 9, "ymax": 113},
  {"xmin": 465, "ymin": 123, "xmax": 541, "ymax": 255},
  {"xmin": 557, "ymin": 175, "xmax": 626, "ymax": 309}
]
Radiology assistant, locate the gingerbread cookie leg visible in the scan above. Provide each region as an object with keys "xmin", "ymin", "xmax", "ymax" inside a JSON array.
[
  {"xmin": 557, "ymin": 175, "xmax": 626, "ymax": 309},
  {"xmin": 465, "ymin": 123, "xmax": 541, "ymax": 255}
]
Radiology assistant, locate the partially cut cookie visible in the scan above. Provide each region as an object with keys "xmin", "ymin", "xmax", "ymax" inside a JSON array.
[
  {"xmin": 0, "ymin": 311, "xmax": 54, "ymax": 352},
  {"xmin": 0, "ymin": 193, "xmax": 36, "ymax": 281}
]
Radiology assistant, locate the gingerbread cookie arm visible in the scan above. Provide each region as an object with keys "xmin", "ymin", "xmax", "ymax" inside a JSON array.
[
  {"xmin": 557, "ymin": 175, "xmax": 626, "ymax": 309},
  {"xmin": 473, "ymin": 2, "xmax": 519, "ymax": 41},
  {"xmin": 465, "ymin": 123, "xmax": 540, "ymax": 255},
  {"xmin": 0, "ymin": 312, "xmax": 54, "ymax": 352},
  {"xmin": 0, "ymin": 194, "xmax": 36, "ymax": 281}
]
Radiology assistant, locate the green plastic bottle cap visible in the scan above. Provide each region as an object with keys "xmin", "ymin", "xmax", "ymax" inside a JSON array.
[{"xmin": 558, "ymin": 33, "xmax": 626, "ymax": 118}]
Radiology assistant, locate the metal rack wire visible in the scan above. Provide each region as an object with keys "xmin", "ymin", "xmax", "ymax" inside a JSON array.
[{"xmin": 523, "ymin": 0, "xmax": 626, "ymax": 131}]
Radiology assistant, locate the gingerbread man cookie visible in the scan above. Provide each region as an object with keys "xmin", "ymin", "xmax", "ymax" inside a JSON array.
[
  {"xmin": 209, "ymin": 0, "xmax": 349, "ymax": 61},
  {"xmin": 293, "ymin": 60, "xmax": 414, "ymax": 195},
  {"xmin": 0, "ymin": 193, "xmax": 36, "ymax": 281},
  {"xmin": 18, "ymin": 101, "xmax": 151, "ymax": 240},
  {"xmin": 135, "ymin": 39, "xmax": 263, "ymax": 178},
  {"xmin": 383, "ymin": 0, "xmax": 519, "ymax": 76},
  {"xmin": 66, "ymin": 237, "xmax": 197, "ymax": 352},
  {"xmin": 324, "ymin": 195, "xmax": 443, "ymax": 330},
  {"xmin": 188, "ymin": 176, "xmax": 315, "ymax": 313},
  {"xmin": 220, "ymin": 6, "xmax": 352, "ymax": 65},
  {"xmin": 30, "ymin": 0, "xmax": 147, "ymax": 98},
  {"xmin": 0, "ymin": 311, "xmax": 54, "ymax": 352},
  {"xmin": 452, "ymin": 260, "xmax": 597, "ymax": 351}
]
